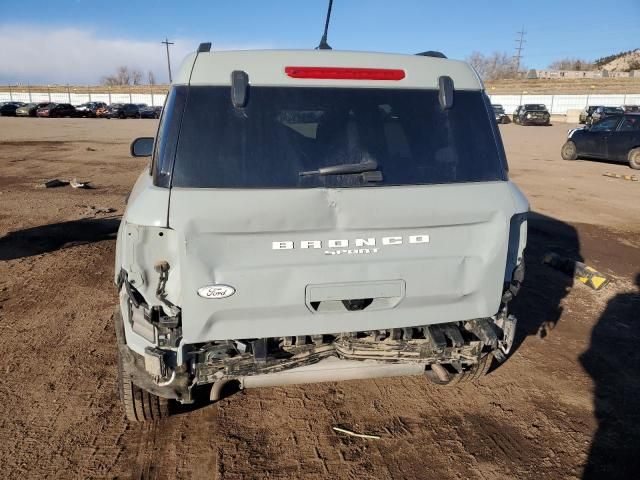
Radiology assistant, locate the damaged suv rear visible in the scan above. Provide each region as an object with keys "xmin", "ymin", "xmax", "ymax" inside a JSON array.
[{"xmin": 114, "ymin": 46, "xmax": 528, "ymax": 421}]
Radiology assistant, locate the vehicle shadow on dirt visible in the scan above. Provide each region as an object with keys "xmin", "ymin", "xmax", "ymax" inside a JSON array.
[
  {"xmin": 580, "ymin": 273, "xmax": 640, "ymax": 479},
  {"xmin": 0, "ymin": 217, "xmax": 120, "ymax": 261},
  {"xmin": 509, "ymin": 211, "xmax": 582, "ymax": 349}
]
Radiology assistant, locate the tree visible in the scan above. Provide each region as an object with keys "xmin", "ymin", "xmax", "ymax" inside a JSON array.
[
  {"xmin": 131, "ymin": 70, "xmax": 143, "ymax": 85},
  {"xmin": 467, "ymin": 51, "xmax": 519, "ymax": 81},
  {"xmin": 147, "ymin": 71, "xmax": 156, "ymax": 85},
  {"xmin": 548, "ymin": 58, "xmax": 595, "ymax": 71},
  {"xmin": 101, "ymin": 66, "xmax": 144, "ymax": 86}
]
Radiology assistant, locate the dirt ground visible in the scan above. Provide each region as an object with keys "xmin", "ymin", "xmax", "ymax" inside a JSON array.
[{"xmin": 0, "ymin": 117, "xmax": 639, "ymax": 480}]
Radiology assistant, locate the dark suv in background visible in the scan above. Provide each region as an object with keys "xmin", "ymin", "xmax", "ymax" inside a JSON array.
[
  {"xmin": 513, "ymin": 104, "xmax": 551, "ymax": 126},
  {"xmin": 75, "ymin": 102, "xmax": 108, "ymax": 118},
  {"xmin": 106, "ymin": 103, "xmax": 141, "ymax": 119}
]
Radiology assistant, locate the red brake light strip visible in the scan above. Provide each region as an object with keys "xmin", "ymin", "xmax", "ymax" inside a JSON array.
[{"xmin": 285, "ymin": 66, "xmax": 405, "ymax": 81}]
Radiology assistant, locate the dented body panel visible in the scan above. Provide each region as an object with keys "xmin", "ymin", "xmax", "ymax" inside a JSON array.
[{"xmin": 167, "ymin": 182, "xmax": 525, "ymax": 342}]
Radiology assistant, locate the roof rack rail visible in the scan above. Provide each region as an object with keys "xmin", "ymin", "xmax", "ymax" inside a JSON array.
[
  {"xmin": 416, "ymin": 51, "xmax": 447, "ymax": 59},
  {"xmin": 198, "ymin": 42, "xmax": 212, "ymax": 53}
]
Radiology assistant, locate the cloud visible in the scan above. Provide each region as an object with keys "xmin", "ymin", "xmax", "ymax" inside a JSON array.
[{"xmin": 0, "ymin": 25, "xmax": 270, "ymax": 85}]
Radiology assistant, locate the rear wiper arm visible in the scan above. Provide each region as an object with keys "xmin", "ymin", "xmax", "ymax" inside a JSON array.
[{"xmin": 299, "ymin": 159, "xmax": 378, "ymax": 177}]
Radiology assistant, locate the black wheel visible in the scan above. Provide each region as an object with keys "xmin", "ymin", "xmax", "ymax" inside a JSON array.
[
  {"xmin": 114, "ymin": 309, "xmax": 171, "ymax": 422},
  {"xmin": 561, "ymin": 141, "xmax": 578, "ymax": 160},
  {"xmin": 628, "ymin": 148, "xmax": 640, "ymax": 170},
  {"xmin": 119, "ymin": 113, "xmax": 125, "ymax": 119},
  {"xmin": 117, "ymin": 348, "xmax": 170, "ymax": 422},
  {"xmin": 426, "ymin": 353, "xmax": 493, "ymax": 386}
]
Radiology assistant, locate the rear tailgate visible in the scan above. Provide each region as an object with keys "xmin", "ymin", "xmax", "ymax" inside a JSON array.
[{"xmin": 169, "ymin": 182, "xmax": 515, "ymax": 343}]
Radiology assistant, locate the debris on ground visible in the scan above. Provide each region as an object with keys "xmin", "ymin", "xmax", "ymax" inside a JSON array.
[
  {"xmin": 78, "ymin": 204, "xmax": 116, "ymax": 215},
  {"xmin": 332, "ymin": 426, "xmax": 381, "ymax": 440},
  {"xmin": 37, "ymin": 179, "xmax": 70, "ymax": 189},
  {"xmin": 603, "ymin": 172, "xmax": 638, "ymax": 182},
  {"xmin": 543, "ymin": 252, "xmax": 610, "ymax": 290},
  {"xmin": 86, "ymin": 147, "xmax": 97, "ymax": 152},
  {"xmin": 70, "ymin": 178, "xmax": 92, "ymax": 189}
]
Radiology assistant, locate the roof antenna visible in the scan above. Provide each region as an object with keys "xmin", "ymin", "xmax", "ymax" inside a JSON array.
[{"xmin": 316, "ymin": 0, "xmax": 334, "ymax": 50}]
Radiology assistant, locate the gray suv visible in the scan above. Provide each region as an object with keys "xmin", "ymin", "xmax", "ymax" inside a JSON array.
[{"xmin": 115, "ymin": 45, "xmax": 529, "ymax": 421}]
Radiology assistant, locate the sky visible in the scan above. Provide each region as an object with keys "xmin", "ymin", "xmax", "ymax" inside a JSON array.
[{"xmin": 0, "ymin": 0, "xmax": 639, "ymax": 85}]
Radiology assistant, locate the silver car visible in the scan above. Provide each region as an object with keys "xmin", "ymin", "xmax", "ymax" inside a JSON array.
[{"xmin": 115, "ymin": 45, "xmax": 529, "ymax": 421}]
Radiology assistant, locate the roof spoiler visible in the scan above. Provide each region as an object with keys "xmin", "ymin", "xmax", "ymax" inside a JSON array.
[{"xmin": 416, "ymin": 51, "xmax": 447, "ymax": 59}]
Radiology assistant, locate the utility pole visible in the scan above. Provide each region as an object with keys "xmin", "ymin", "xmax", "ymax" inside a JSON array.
[
  {"xmin": 513, "ymin": 27, "xmax": 526, "ymax": 76},
  {"xmin": 161, "ymin": 37, "xmax": 175, "ymax": 83}
]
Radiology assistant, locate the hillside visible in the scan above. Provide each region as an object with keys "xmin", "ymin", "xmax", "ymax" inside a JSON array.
[
  {"xmin": 595, "ymin": 49, "xmax": 640, "ymax": 71},
  {"xmin": 485, "ymin": 77, "xmax": 640, "ymax": 94}
]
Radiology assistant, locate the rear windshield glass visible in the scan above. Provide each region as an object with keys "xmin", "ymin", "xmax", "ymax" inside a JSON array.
[
  {"xmin": 524, "ymin": 104, "xmax": 547, "ymax": 111},
  {"xmin": 170, "ymin": 86, "xmax": 506, "ymax": 188}
]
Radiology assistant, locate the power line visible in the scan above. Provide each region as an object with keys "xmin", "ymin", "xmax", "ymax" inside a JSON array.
[
  {"xmin": 161, "ymin": 37, "xmax": 175, "ymax": 83},
  {"xmin": 513, "ymin": 27, "xmax": 526, "ymax": 74}
]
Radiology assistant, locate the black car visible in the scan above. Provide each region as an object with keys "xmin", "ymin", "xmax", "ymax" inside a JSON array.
[
  {"xmin": 513, "ymin": 104, "xmax": 551, "ymax": 126},
  {"xmin": 561, "ymin": 113, "xmax": 640, "ymax": 169},
  {"xmin": 0, "ymin": 101, "xmax": 26, "ymax": 116},
  {"xmin": 106, "ymin": 103, "xmax": 140, "ymax": 119},
  {"xmin": 75, "ymin": 102, "xmax": 107, "ymax": 118},
  {"xmin": 589, "ymin": 106, "xmax": 624, "ymax": 125},
  {"xmin": 492, "ymin": 104, "xmax": 509, "ymax": 124},
  {"xmin": 139, "ymin": 106, "xmax": 162, "ymax": 119},
  {"xmin": 36, "ymin": 103, "xmax": 76, "ymax": 118}
]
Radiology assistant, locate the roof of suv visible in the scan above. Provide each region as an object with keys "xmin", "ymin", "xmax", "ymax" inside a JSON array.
[{"xmin": 174, "ymin": 49, "xmax": 483, "ymax": 90}]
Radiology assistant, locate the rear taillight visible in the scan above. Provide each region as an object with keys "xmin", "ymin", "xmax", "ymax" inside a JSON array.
[{"xmin": 285, "ymin": 66, "xmax": 405, "ymax": 80}]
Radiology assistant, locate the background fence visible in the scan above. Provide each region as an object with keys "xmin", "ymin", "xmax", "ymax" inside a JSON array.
[
  {"xmin": 1, "ymin": 89, "xmax": 640, "ymax": 115},
  {"xmin": 488, "ymin": 93, "xmax": 640, "ymax": 115},
  {"xmin": 0, "ymin": 88, "xmax": 167, "ymax": 107}
]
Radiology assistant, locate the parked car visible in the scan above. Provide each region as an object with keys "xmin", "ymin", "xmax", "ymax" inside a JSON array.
[
  {"xmin": 561, "ymin": 113, "xmax": 640, "ymax": 169},
  {"xmin": 139, "ymin": 106, "xmax": 162, "ymax": 119},
  {"xmin": 106, "ymin": 103, "xmax": 140, "ymax": 119},
  {"xmin": 0, "ymin": 101, "xmax": 26, "ymax": 116},
  {"xmin": 579, "ymin": 105, "xmax": 601, "ymax": 124},
  {"xmin": 95, "ymin": 104, "xmax": 114, "ymax": 118},
  {"xmin": 75, "ymin": 102, "xmax": 108, "ymax": 118},
  {"xmin": 623, "ymin": 105, "xmax": 640, "ymax": 113},
  {"xmin": 15, "ymin": 102, "xmax": 51, "ymax": 117},
  {"xmin": 492, "ymin": 104, "xmax": 509, "ymax": 124},
  {"xmin": 36, "ymin": 103, "xmax": 76, "ymax": 118},
  {"xmin": 588, "ymin": 106, "xmax": 624, "ymax": 125},
  {"xmin": 135, "ymin": 103, "xmax": 149, "ymax": 110},
  {"xmin": 116, "ymin": 46, "xmax": 528, "ymax": 421},
  {"xmin": 513, "ymin": 104, "xmax": 550, "ymax": 126}
]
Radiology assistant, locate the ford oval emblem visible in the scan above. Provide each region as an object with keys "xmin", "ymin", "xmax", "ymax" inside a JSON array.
[{"xmin": 197, "ymin": 284, "xmax": 236, "ymax": 299}]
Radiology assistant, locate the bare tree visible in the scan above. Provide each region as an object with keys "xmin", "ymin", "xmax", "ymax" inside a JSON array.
[
  {"xmin": 131, "ymin": 70, "xmax": 143, "ymax": 85},
  {"xmin": 548, "ymin": 58, "xmax": 595, "ymax": 71},
  {"xmin": 100, "ymin": 66, "xmax": 142, "ymax": 86},
  {"xmin": 467, "ymin": 51, "xmax": 519, "ymax": 80},
  {"xmin": 147, "ymin": 70, "xmax": 156, "ymax": 85}
]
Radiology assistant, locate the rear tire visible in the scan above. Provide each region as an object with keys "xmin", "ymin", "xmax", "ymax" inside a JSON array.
[
  {"xmin": 426, "ymin": 353, "xmax": 493, "ymax": 386},
  {"xmin": 561, "ymin": 141, "xmax": 578, "ymax": 160},
  {"xmin": 114, "ymin": 309, "xmax": 171, "ymax": 422},
  {"xmin": 117, "ymin": 346, "xmax": 171, "ymax": 422},
  {"xmin": 628, "ymin": 148, "xmax": 640, "ymax": 170}
]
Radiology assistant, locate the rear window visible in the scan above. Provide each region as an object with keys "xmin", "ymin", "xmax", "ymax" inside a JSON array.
[
  {"xmin": 168, "ymin": 86, "xmax": 506, "ymax": 188},
  {"xmin": 524, "ymin": 104, "xmax": 547, "ymax": 111}
]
